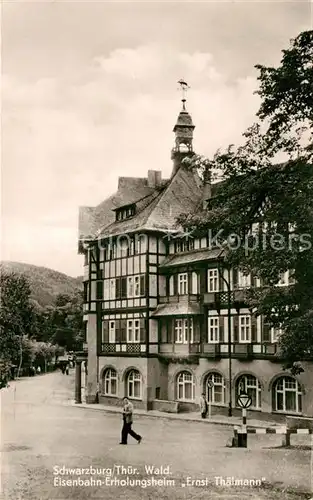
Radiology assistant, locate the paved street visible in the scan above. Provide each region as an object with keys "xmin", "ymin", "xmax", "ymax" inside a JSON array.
[{"xmin": 1, "ymin": 371, "xmax": 312, "ymax": 500}]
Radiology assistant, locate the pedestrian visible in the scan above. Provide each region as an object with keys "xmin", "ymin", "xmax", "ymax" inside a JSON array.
[
  {"xmin": 199, "ymin": 392, "xmax": 208, "ymax": 419},
  {"xmin": 65, "ymin": 364, "xmax": 69, "ymax": 375},
  {"xmin": 120, "ymin": 397, "xmax": 142, "ymax": 445},
  {"xmin": 36, "ymin": 366, "xmax": 41, "ymax": 375}
]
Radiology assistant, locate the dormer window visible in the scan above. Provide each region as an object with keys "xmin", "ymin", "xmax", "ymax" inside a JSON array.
[{"xmin": 115, "ymin": 203, "xmax": 136, "ymax": 221}]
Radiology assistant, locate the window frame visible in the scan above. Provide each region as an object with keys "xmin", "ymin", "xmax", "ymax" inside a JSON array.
[
  {"xmin": 206, "ymin": 372, "xmax": 226, "ymax": 405},
  {"xmin": 127, "ymin": 370, "xmax": 142, "ymax": 400},
  {"xmin": 274, "ymin": 376, "xmax": 302, "ymax": 414},
  {"xmin": 236, "ymin": 374, "xmax": 262, "ymax": 409},
  {"xmin": 239, "ymin": 315, "xmax": 251, "ymax": 343},
  {"xmin": 177, "ymin": 371, "xmax": 195, "ymax": 402},
  {"xmin": 208, "ymin": 268, "xmax": 219, "ymax": 292},
  {"xmin": 208, "ymin": 316, "xmax": 219, "ymax": 343},
  {"xmin": 103, "ymin": 368, "xmax": 118, "ymax": 396}
]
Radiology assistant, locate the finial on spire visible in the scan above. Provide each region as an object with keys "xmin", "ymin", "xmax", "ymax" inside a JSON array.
[{"xmin": 178, "ymin": 79, "xmax": 190, "ymax": 110}]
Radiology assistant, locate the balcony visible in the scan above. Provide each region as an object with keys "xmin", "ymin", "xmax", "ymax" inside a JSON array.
[
  {"xmin": 101, "ymin": 343, "xmax": 146, "ymax": 355},
  {"xmin": 159, "ymin": 294, "xmax": 200, "ymax": 304},
  {"xmin": 203, "ymin": 290, "xmax": 249, "ymax": 310},
  {"xmin": 202, "ymin": 343, "xmax": 221, "ymax": 359}
]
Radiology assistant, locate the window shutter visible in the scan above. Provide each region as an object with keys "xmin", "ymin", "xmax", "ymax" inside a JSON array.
[
  {"xmin": 115, "ymin": 320, "xmax": 120, "ymax": 342},
  {"xmin": 96, "ymin": 281, "xmax": 103, "ymax": 300},
  {"xmin": 251, "ymin": 272, "xmax": 258, "ymax": 288},
  {"xmin": 192, "ymin": 272, "xmax": 198, "ymax": 294},
  {"xmin": 115, "ymin": 278, "xmax": 121, "ymax": 299},
  {"xmin": 121, "ymin": 277, "xmax": 127, "ymax": 299},
  {"xmin": 169, "ymin": 276, "xmax": 174, "ymax": 296},
  {"xmin": 120, "ymin": 319, "xmax": 127, "ymax": 342},
  {"xmin": 140, "ymin": 319, "xmax": 145, "ymax": 342},
  {"xmin": 140, "ymin": 275, "xmax": 145, "ymax": 296},
  {"xmin": 102, "ymin": 321, "xmax": 109, "ymax": 343},
  {"xmin": 219, "ymin": 317, "xmax": 225, "ymax": 342},
  {"xmin": 173, "ymin": 275, "xmax": 178, "ymax": 295},
  {"xmin": 251, "ymin": 315, "xmax": 257, "ymax": 342},
  {"xmin": 167, "ymin": 319, "xmax": 173, "ymax": 343},
  {"xmin": 262, "ymin": 317, "xmax": 271, "ymax": 343},
  {"xmin": 218, "ymin": 271, "xmax": 224, "ymax": 292},
  {"xmin": 232, "ymin": 268, "xmax": 238, "ymax": 289},
  {"xmin": 233, "ymin": 316, "xmax": 239, "ymax": 342},
  {"xmin": 194, "ymin": 319, "xmax": 200, "ymax": 343}
]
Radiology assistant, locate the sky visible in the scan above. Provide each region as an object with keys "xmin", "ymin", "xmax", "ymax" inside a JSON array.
[{"xmin": 2, "ymin": 0, "xmax": 312, "ymax": 277}]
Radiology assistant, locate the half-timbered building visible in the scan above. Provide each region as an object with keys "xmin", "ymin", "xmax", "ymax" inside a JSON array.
[{"xmin": 78, "ymin": 97, "xmax": 313, "ymax": 419}]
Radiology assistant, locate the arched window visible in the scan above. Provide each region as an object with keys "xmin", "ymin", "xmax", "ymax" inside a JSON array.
[
  {"xmin": 236, "ymin": 374, "xmax": 261, "ymax": 409},
  {"xmin": 177, "ymin": 371, "xmax": 195, "ymax": 401},
  {"xmin": 206, "ymin": 372, "xmax": 226, "ymax": 404},
  {"xmin": 127, "ymin": 370, "xmax": 142, "ymax": 400},
  {"xmin": 273, "ymin": 376, "xmax": 302, "ymax": 413},
  {"xmin": 103, "ymin": 368, "xmax": 117, "ymax": 396}
]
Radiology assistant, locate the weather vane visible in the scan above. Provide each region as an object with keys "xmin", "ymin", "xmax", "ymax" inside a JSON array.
[{"xmin": 177, "ymin": 79, "xmax": 190, "ymax": 110}]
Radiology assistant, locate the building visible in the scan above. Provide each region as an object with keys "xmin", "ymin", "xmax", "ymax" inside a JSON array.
[{"xmin": 78, "ymin": 93, "xmax": 313, "ymax": 420}]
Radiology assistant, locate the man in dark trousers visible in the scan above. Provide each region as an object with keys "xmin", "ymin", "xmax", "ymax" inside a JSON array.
[
  {"xmin": 120, "ymin": 397, "xmax": 142, "ymax": 445},
  {"xmin": 199, "ymin": 392, "xmax": 208, "ymax": 418}
]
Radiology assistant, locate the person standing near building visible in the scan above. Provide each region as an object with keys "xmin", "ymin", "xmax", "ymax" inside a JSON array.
[
  {"xmin": 199, "ymin": 392, "xmax": 208, "ymax": 419},
  {"xmin": 120, "ymin": 397, "xmax": 142, "ymax": 445}
]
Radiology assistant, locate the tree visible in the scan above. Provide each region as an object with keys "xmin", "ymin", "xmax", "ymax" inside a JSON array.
[
  {"xmin": 46, "ymin": 291, "xmax": 84, "ymax": 351},
  {"xmin": 0, "ymin": 271, "xmax": 35, "ymax": 383},
  {"xmin": 179, "ymin": 31, "xmax": 313, "ymax": 372}
]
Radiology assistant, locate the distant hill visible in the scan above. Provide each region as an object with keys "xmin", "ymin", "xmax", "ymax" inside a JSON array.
[{"xmin": 0, "ymin": 261, "xmax": 83, "ymax": 308}]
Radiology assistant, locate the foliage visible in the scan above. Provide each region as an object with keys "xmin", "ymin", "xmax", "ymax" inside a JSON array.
[
  {"xmin": 179, "ymin": 31, "xmax": 313, "ymax": 372},
  {"xmin": 46, "ymin": 292, "xmax": 85, "ymax": 352},
  {"xmin": 0, "ymin": 267, "xmax": 84, "ymax": 387},
  {"xmin": 0, "ymin": 261, "xmax": 82, "ymax": 308}
]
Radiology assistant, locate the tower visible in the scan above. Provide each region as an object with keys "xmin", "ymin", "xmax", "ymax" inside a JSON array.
[{"xmin": 171, "ymin": 80, "xmax": 195, "ymax": 176}]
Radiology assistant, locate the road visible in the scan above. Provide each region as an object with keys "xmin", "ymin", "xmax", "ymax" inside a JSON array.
[{"xmin": 1, "ymin": 370, "xmax": 312, "ymax": 500}]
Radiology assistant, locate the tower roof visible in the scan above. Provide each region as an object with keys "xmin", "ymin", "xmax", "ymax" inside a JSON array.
[{"xmin": 173, "ymin": 109, "xmax": 195, "ymax": 132}]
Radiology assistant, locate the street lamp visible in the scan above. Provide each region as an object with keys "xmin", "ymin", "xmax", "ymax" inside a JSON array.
[{"xmin": 217, "ymin": 258, "xmax": 232, "ymax": 417}]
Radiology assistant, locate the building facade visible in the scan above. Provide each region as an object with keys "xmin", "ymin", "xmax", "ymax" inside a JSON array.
[{"xmin": 78, "ymin": 98, "xmax": 313, "ymax": 420}]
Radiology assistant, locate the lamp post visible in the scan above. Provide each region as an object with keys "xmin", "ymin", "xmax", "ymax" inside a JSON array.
[{"xmin": 217, "ymin": 259, "xmax": 232, "ymax": 417}]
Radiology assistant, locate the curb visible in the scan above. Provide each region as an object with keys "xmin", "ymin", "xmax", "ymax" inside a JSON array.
[{"xmin": 70, "ymin": 402, "xmax": 275, "ymax": 429}]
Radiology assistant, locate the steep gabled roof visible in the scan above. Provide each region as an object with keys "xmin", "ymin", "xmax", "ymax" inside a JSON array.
[{"xmin": 92, "ymin": 166, "xmax": 203, "ymax": 239}]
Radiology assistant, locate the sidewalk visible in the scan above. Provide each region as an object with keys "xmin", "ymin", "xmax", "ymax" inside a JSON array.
[{"xmin": 70, "ymin": 399, "xmax": 283, "ymax": 430}]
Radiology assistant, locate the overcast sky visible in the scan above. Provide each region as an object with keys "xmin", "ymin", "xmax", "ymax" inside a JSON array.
[{"xmin": 2, "ymin": 0, "xmax": 311, "ymax": 276}]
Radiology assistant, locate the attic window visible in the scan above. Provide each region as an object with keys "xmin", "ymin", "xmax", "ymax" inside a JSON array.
[{"xmin": 116, "ymin": 204, "xmax": 136, "ymax": 221}]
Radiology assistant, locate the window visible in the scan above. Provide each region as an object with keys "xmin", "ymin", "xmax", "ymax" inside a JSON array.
[
  {"xmin": 239, "ymin": 315, "xmax": 251, "ymax": 342},
  {"xmin": 127, "ymin": 275, "xmax": 145, "ymax": 298},
  {"xmin": 206, "ymin": 373, "xmax": 226, "ymax": 404},
  {"xmin": 236, "ymin": 375, "xmax": 261, "ymax": 409},
  {"xmin": 103, "ymin": 368, "xmax": 117, "ymax": 396},
  {"xmin": 116, "ymin": 204, "xmax": 136, "ymax": 222},
  {"xmin": 174, "ymin": 239, "xmax": 194, "ymax": 253},
  {"xmin": 238, "ymin": 271, "xmax": 251, "ymax": 288},
  {"xmin": 274, "ymin": 376, "xmax": 302, "ymax": 413},
  {"xmin": 104, "ymin": 279, "xmax": 116, "ymax": 300},
  {"xmin": 271, "ymin": 326, "xmax": 282, "ymax": 343},
  {"xmin": 174, "ymin": 318, "xmax": 193, "ymax": 343},
  {"xmin": 208, "ymin": 317, "xmax": 219, "ymax": 343},
  {"xmin": 178, "ymin": 273, "xmax": 188, "ymax": 295},
  {"xmin": 277, "ymin": 271, "xmax": 289, "ymax": 286},
  {"xmin": 177, "ymin": 371, "xmax": 195, "ymax": 401},
  {"xmin": 127, "ymin": 370, "xmax": 142, "ymax": 399},
  {"xmin": 208, "ymin": 269, "xmax": 219, "ymax": 292},
  {"xmin": 126, "ymin": 319, "xmax": 141, "ymax": 343},
  {"xmin": 109, "ymin": 321, "xmax": 115, "ymax": 343}
]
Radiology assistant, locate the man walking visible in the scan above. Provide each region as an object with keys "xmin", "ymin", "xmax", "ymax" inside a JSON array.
[
  {"xmin": 199, "ymin": 392, "xmax": 208, "ymax": 419},
  {"xmin": 120, "ymin": 397, "xmax": 142, "ymax": 445}
]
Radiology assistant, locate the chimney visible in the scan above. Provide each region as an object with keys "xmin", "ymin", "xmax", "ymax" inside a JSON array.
[
  {"xmin": 202, "ymin": 170, "xmax": 212, "ymax": 210},
  {"xmin": 148, "ymin": 170, "xmax": 162, "ymax": 188}
]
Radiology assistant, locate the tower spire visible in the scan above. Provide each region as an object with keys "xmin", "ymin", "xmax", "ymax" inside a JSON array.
[{"xmin": 171, "ymin": 80, "xmax": 195, "ymax": 177}]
